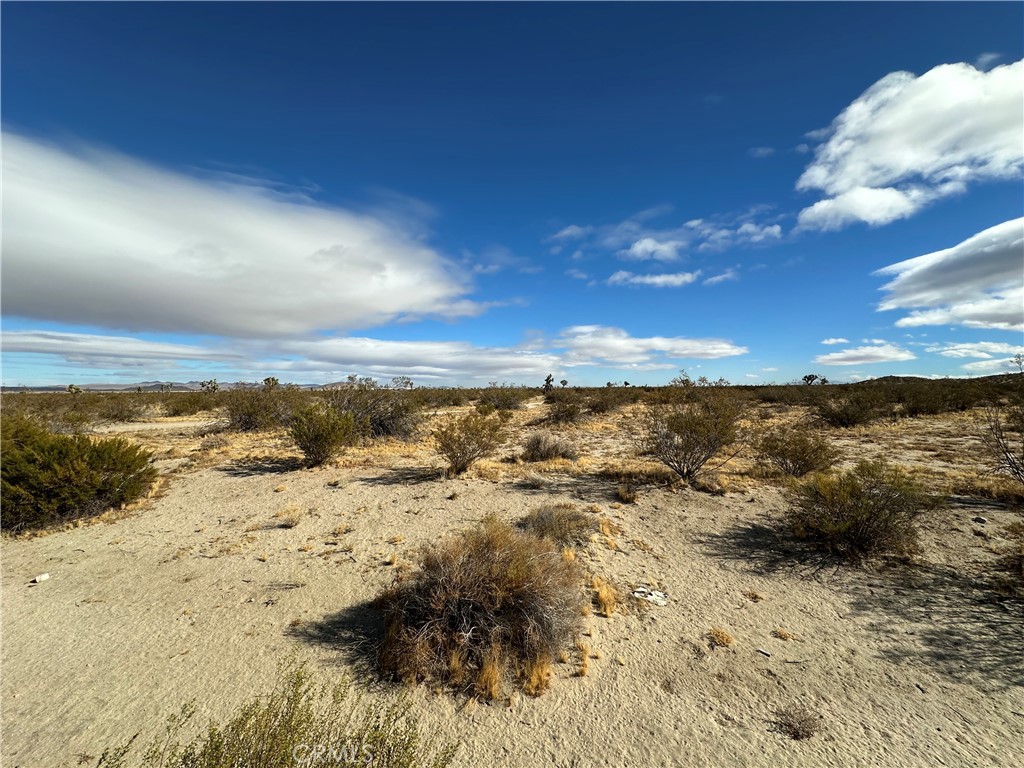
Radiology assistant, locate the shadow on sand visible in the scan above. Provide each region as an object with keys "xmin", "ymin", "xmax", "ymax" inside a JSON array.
[{"xmin": 219, "ymin": 456, "xmax": 304, "ymax": 477}]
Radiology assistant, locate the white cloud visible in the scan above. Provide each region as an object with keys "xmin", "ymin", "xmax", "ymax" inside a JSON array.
[
  {"xmin": 815, "ymin": 343, "xmax": 917, "ymax": 366},
  {"xmin": 550, "ymin": 224, "xmax": 593, "ymax": 241},
  {"xmin": 762, "ymin": 367, "xmax": 779, "ymax": 372},
  {"xmin": 875, "ymin": 218, "xmax": 1024, "ymax": 332},
  {"xmin": 975, "ymin": 52, "xmax": 1003, "ymax": 71},
  {"xmin": 566, "ymin": 269, "xmax": 589, "ymax": 280},
  {"xmin": 607, "ymin": 270, "xmax": 701, "ymax": 288},
  {"xmin": 2, "ymin": 132, "xmax": 478, "ymax": 338},
  {"xmin": 703, "ymin": 268, "xmax": 738, "ymax": 286},
  {"xmin": 557, "ymin": 325, "xmax": 747, "ymax": 366},
  {"xmin": 748, "ymin": 147, "xmax": 775, "ymax": 158},
  {"xmin": 797, "ymin": 60, "xmax": 1023, "ymax": 229},
  {"xmin": 687, "ymin": 219, "xmax": 782, "ymax": 251},
  {"xmin": 619, "ymin": 237, "xmax": 685, "ymax": 261},
  {"xmin": 926, "ymin": 341, "xmax": 1024, "ymax": 359},
  {"xmin": 745, "ymin": 373, "xmax": 760, "ymax": 379},
  {"xmin": 1, "ymin": 331, "xmax": 236, "ymax": 366},
  {"xmin": 820, "ymin": 338, "xmax": 849, "ymax": 345},
  {"xmin": 961, "ymin": 357, "xmax": 1022, "ymax": 373}
]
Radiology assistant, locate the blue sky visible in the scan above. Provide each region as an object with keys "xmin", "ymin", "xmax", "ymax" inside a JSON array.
[{"xmin": 2, "ymin": 2, "xmax": 1022, "ymax": 387}]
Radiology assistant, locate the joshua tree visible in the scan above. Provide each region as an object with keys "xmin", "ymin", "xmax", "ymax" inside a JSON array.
[
  {"xmin": 560, "ymin": 379, "xmax": 568, "ymax": 388},
  {"xmin": 542, "ymin": 374, "xmax": 555, "ymax": 394},
  {"xmin": 802, "ymin": 374, "xmax": 820, "ymax": 386}
]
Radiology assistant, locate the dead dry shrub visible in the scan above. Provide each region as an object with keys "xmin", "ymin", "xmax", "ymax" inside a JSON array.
[
  {"xmin": 432, "ymin": 411, "xmax": 506, "ymax": 476},
  {"xmin": 377, "ymin": 518, "xmax": 583, "ymax": 699},
  {"xmin": 638, "ymin": 391, "xmax": 743, "ymax": 482},
  {"xmin": 771, "ymin": 704, "xmax": 823, "ymax": 741},
  {"xmin": 756, "ymin": 425, "xmax": 839, "ymax": 477},
  {"xmin": 982, "ymin": 401, "xmax": 1024, "ymax": 486},
  {"xmin": 785, "ymin": 459, "xmax": 939, "ymax": 562},
  {"xmin": 522, "ymin": 431, "xmax": 579, "ymax": 462},
  {"xmin": 519, "ymin": 503, "xmax": 595, "ymax": 546}
]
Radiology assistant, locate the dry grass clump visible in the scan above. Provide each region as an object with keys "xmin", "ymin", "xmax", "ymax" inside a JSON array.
[
  {"xmin": 591, "ymin": 576, "xmax": 620, "ymax": 617},
  {"xmin": 771, "ymin": 703, "xmax": 824, "ymax": 741},
  {"xmin": 519, "ymin": 503, "xmax": 595, "ymax": 547},
  {"xmin": 94, "ymin": 662, "xmax": 455, "ymax": 768},
  {"xmin": 785, "ymin": 459, "xmax": 939, "ymax": 562},
  {"xmin": 707, "ymin": 626, "xmax": 735, "ymax": 648},
  {"xmin": 377, "ymin": 518, "xmax": 583, "ymax": 699},
  {"xmin": 615, "ymin": 483, "xmax": 637, "ymax": 503},
  {"xmin": 521, "ymin": 431, "xmax": 579, "ymax": 462},
  {"xmin": 756, "ymin": 425, "xmax": 839, "ymax": 477},
  {"xmin": 272, "ymin": 505, "xmax": 304, "ymax": 529},
  {"xmin": 432, "ymin": 411, "xmax": 506, "ymax": 477},
  {"xmin": 771, "ymin": 628, "xmax": 796, "ymax": 641}
]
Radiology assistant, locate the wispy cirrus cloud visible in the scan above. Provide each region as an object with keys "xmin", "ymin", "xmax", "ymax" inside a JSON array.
[
  {"xmin": 820, "ymin": 338, "xmax": 849, "ymax": 345},
  {"xmin": 797, "ymin": 60, "xmax": 1023, "ymax": 230},
  {"xmin": 607, "ymin": 270, "xmax": 701, "ymax": 288},
  {"xmin": 557, "ymin": 325, "xmax": 748, "ymax": 367},
  {"xmin": 874, "ymin": 218, "xmax": 1024, "ymax": 332}
]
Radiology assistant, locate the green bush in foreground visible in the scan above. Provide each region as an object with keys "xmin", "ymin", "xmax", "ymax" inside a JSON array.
[
  {"xmin": 432, "ymin": 411, "xmax": 506, "ymax": 476},
  {"xmin": 290, "ymin": 405, "xmax": 360, "ymax": 467},
  {"xmin": 756, "ymin": 425, "xmax": 839, "ymax": 477},
  {"xmin": 95, "ymin": 662, "xmax": 455, "ymax": 768},
  {"xmin": 785, "ymin": 460, "xmax": 939, "ymax": 562},
  {"xmin": 1, "ymin": 416, "xmax": 157, "ymax": 532}
]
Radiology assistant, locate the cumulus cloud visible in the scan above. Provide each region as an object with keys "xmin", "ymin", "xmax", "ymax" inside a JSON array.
[
  {"xmin": 2, "ymin": 132, "xmax": 479, "ymax": 338},
  {"xmin": 686, "ymin": 219, "xmax": 782, "ymax": 251},
  {"xmin": 566, "ymin": 269, "xmax": 589, "ymax": 280},
  {"xmin": 874, "ymin": 218, "xmax": 1024, "ymax": 331},
  {"xmin": 619, "ymin": 237, "xmax": 685, "ymax": 261},
  {"xmin": 607, "ymin": 270, "xmax": 700, "ymax": 288},
  {"xmin": 815, "ymin": 343, "xmax": 917, "ymax": 366},
  {"xmin": 926, "ymin": 341, "xmax": 1024, "ymax": 359},
  {"xmin": 797, "ymin": 60, "xmax": 1023, "ymax": 230},
  {"xmin": 557, "ymin": 325, "xmax": 747, "ymax": 366},
  {"xmin": 820, "ymin": 338, "xmax": 849, "ymax": 345},
  {"xmin": 550, "ymin": 224, "xmax": 593, "ymax": 241}
]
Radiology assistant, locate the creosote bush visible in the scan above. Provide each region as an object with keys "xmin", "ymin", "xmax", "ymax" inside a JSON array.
[
  {"xmin": 982, "ymin": 401, "xmax": 1024, "ymax": 486},
  {"xmin": 432, "ymin": 411, "xmax": 506, "ymax": 476},
  {"xmin": 756, "ymin": 425, "xmax": 839, "ymax": 477},
  {"xmin": 785, "ymin": 459, "xmax": 939, "ymax": 561},
  {"xmin": 519, "ymin": 503, "xmax": 595, "ymax": 546},
  {"xmin": 322, "ymin": 376, "xmax": 421, "ymax": 440},
  {"xmin": 377, "ymin": 518, "xmax": 583, "ymax": 699},
  {"xmin": 95, "ymin": 662, "xmax": 455, "ymax": 768},
  {"xmin": 521, "ymin": 431, "xmax": 579, "ymax": 462},
  {"xmin": 638, "ymin": 392, "xmax": 743, "ymax": 482},
  {"xmin": 223, "ymin": 384, "xmax": 308, "ymax": 432},
  {"xmin": 815, "ymin": 393, "xmax": 879, "ymax": 428},
  {"xmin": 1, "ymin": 415, "xmax": 157, "ymax": 532},
  {"xmin": 289, "ymin": 405, "xmax": 359, "ymax": 467}
]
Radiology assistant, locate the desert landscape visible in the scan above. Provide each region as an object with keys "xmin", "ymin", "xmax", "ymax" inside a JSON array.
[{"xmin": 2, "ymin": 380, "xmax": 1022, "ymax": 767}]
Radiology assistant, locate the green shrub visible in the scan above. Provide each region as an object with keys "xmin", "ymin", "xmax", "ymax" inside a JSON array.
[
  {"xmin": 162, "ymin": 391, "xmax": 214, "ymax": 417},
  {"xmin": 223, "ymin": 384, "xmax": 308, "ymax": 432},
  {"xmin": 290, "ymin": 405, "xmax": 359, "ymax": 467},
  {"xmin": 97, "ymin": 393, "xmax": 147, "ymax": 423},
  {"xmin": 638, "ymin": 392, "xmax": 743, "ymax": 482},
  {"xmin": 378, "ymin": 518, "xmax": 582, "ymax": 699},
  {"xmin": 522, "ymin": 431, "xmax": 578, "ymax": 462},
  {"xmin": 546, "ymin": 392, "xmax": 584, "ymax": 424},
  {"xmin": 756, "ymin": 426, "xmax": 839, "ymax": 477},
  {"xmin": 1, "ymin": 416, "xmax": 157, "ymax": 532},
  {"xmin": 518, "ymin": 503, "xmax": 595, "ymax": 546},
  {"xmin": 322, "ymin": 377, "xmax": 421, "ymax": 440},
  {"xmin": 815, "ymin": 393, "xmax": 880, "ymax": 428},
  {"xmin": 475, "ymin": 385, "xmax": 530, "ymax": 412},
  {"xmin": 95, "ymin": 662, "xmax": 455, "ymax": 768},
  {"xmin": 432, "ymin": 411, "xmax": 506, "ymax": 476},
  {"xmin": 785, "ymin": 460, "xmax": 938, "ymax": 561}
]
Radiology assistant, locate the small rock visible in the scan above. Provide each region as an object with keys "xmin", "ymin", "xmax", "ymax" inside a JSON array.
[
  {"xmin": 30, "ymin": 573, "xmax": 50, "ymax": 584},
  {"xmin": 972, "ymin": 516, "xmax": 987, "ymax": 524}
]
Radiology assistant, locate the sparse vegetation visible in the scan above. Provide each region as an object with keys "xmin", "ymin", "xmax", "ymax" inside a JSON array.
[
  {"xmin": 289, "ymin": 404, "xmax": 359, "ymax": 466},
  {"xmin": 1, "ymin": 415, "xmax": 157, "ymax": 532},
  {"xmin": 377, "ymin": 517, "xmax": 583, "ymax": 699},
  {"xmin": 322, "ymin": 376, "xmax": 421, "ymax": 440},
  {"xmin": 94, "ymin": 662, "xmax": 455, "ymax": 768},
  {"xmin": 815, "ymin": 392, "xmax": 880, "ymax": 428},
  {"xmin": 432, "ymin": 411, "xmax": 506, "ymax": 476},
  {"xmin": 638, "ymin": 392, "xmax": 743, "ymax": 482},
  {"xmin": 519, "ymin": 503, "xmax": 594, "ymax": 546},
  {"xmin": 982, "ymin": 401, "xmax": 1024, "ymax": 486},
  {"xmin": 785, "ymin": 459, "xmax": 939, "ymax": 561},
  {"xmin": 771, "ymin": 704, "xmax": 823, "ymax": 741},
  {"xmin": 522, "ymin": 431, "xmax": 579, "ymax": 462},
  {"xmin": 756, "ymin": 425, "xmax": 839, "ymax": 477},
  {"xmin": 708, "ymin": 626, "xmax": 734, "ymax": 648}
]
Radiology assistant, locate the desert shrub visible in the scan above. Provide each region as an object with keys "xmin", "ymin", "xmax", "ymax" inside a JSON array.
[
  {"xmin": 95, "ymin": 662, "xmax": 455, "ymax": 768},
  {"xmin": 475, "ymin": 385, "xmax": 530, "ymax": 411},
  {"xmin": 638, "ymin": 392, "xmax": 743, "ymax": 482},
  {"xmin": 96, "ymin": 393, "xmax": 147, "ymax": 422},
  {"xmin": 289, "ymin": 405, "xmax": 359, "ymax": 467},
  {"xmin": 982, "ymin": 401, "xmax": 1024, "ymax": 486},
  {"xmin": 815, "ymin": 392, "xmax": 880, "ymax": 428},
  {"xmin": 162, "ymin": 391, "xmax": 213, "ymax": 417},
  {"xmin": 546, "ymin": 392, "xmax": 585, "ymax": 424},
  {"xmin": 522, "ymin": 431, "xmax": 579, "ymax": 462},
  {"xmin": 377, "ymin": 518, "xmax": 583, "ymax": 699},
  {"xmin": 785, "ymin": 460, "xmax": 938, "ymax": 561},
  {"xmin": 432, "ymin": 411, "xmax": 506, "ymax": 476},
  {"xmin": 519, "ymin": 503, "xmax": 595, "ymax": 546},
  {"xmin": 223, "ymin": 384, "xmax": 307, "ymax": 432},
  {"xmin": 771, "ymin": 704, "xmax": 823, "ymax": 741},
  {"xmin": 1, "ymin": 415, "xmax": 157, "ymax": 532},
  {"xmin": 322, "ymin": 377, "xmax": 421, "ymax": 440},
  {"xmin": 756, "ymin": 426, "xmax": 839, "ymax": 477}
]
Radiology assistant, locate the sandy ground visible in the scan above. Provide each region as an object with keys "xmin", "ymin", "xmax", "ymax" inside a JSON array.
[{"xmin": 2, "ymin": 404, "xmax": 1023, "ymax": 767}]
